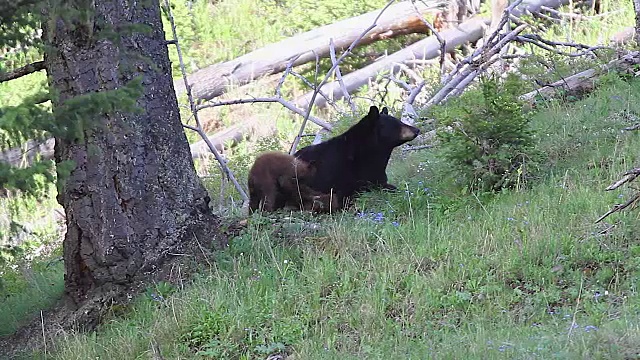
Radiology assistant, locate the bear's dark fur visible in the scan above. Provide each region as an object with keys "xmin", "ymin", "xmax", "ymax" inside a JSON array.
[
  {"xmin": 294, "ymin": 105, "xmax": 420, "ymax": 204},
  {"xmin": 248, "ymin": 151, "xmax": 340, "ymax": 213}
]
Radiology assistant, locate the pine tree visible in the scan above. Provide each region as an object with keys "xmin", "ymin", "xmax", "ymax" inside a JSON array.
[{"xmin": 1, "ymin": 0, "xmax": 223, "ymax": 330}]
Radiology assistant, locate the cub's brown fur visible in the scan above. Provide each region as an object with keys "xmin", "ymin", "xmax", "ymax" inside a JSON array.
[{"xmin": 248, "ymin": 151, "xmax": 340, "ymax": 213}]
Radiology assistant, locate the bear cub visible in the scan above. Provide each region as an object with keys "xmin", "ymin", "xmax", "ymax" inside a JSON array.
[{"xmin": 248, "ymin": 151, "xmax": 340, "ymax": 213}]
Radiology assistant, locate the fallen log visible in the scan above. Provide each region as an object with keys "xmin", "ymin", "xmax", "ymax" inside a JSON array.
[
  {"xmin": 519, "ymin": 51, "xmax": 640, "ymax": 104},
  {"xmin": 0, "ymin": 138, "xmax": 55, "ymax": 165},
  {"xmin": 294, "ymin": 17, "xmax": 489, "ymax": 110},
  {"xmin": 173, "ymin": 1, "xmax": 444, "ymax": 102},
  {"xmin": 294, "ymin": 0, "xmax": 573, "ymax": 110},
  {"xmin": 189, "ymin": 117, "xmax": 276, "ymax": 159},
  {"xmin": 0, "ymin": 129, "xmax": 253, "ymax": 166}
]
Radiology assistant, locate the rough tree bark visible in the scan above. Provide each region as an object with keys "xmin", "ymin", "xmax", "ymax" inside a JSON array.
[{"xmin": 43, "ymin": 0, "xmax": 224, "ymax": 330}]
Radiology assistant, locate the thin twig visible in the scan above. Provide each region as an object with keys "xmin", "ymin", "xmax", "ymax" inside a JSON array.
[
  {"xmin": 329, "ymin": 38, "xmax": 357, "ymax": 114},
  {"xmin": 516, "ymin": 34, "xmax": 607, "ymax": 57},
  {"xmin": 595, "ymin": 192, "xmax": 640, "ymax": 224},
  {"xmin": 275, "ymin": 54, "xmax": 302, "ymax": 97},
  {"xmin": 290, "ymin": 69, "xmax": 347, "ymax": 115},
  {"xmin": 163, "ymin": 0, "xmax": 249, "ymax": 202},
  {"xmin": 193, "ymin": 233, "xmax": 213, "ymax": 268},
  {"xmin": 41, "ymin": 310, "xmax": 46, "ymax": 356},
  {"xmin": 150, "ymin": 338, "xmax": 165, "ymax": 360},
  {"xmin": 410, "ymin": 0, "xmax": 447, "ymax": 81},
  {"xmin": 289, "ymin": 0, "xmax": 397, "ymax": 155},
  {"xmin": 196, "ymin": 96, "xmax": 332, "ymax": 130},
  {"xmin": 567, "ymin": 275, "xmax": 584, "ymax": 338}
]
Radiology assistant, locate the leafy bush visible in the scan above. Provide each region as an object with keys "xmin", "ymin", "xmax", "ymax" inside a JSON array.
[{"xmin": 432, "ymin": 74, "xmax": 542, "ymax": 193}]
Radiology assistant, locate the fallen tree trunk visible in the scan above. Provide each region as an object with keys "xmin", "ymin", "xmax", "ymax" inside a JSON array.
[
  {"xmin": 294, "ymin": 16, "xmax": 489, "ymax": 110},
  {"xmin": 295, "ymin": 0, "xmax": 573, "ymax": 110},
  {"xmin": 519, "ymin": 51, "xmax": 640, "ymax": 104},
  {"xmin": 0, "ymin": 119, "xmax": 267, "ymax": 167},
  {"xmin": 173, "ymin": 1, "xmax": 443, "ymax": 102},
  {"xmin": 189, "ymin": 117, "xmax": 276, "ymax": 159},
  {"xmin": 0, "ymin": 138, "xmax": 55, "ymax": 165}
]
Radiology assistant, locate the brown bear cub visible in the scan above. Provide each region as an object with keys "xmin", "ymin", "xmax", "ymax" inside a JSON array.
[{"xmin": 248, "ymin": 151, "xmax": 340, "ymax": 213}]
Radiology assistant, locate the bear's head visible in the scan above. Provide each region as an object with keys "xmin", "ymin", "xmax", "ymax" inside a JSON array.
[
  {"xmin": 359, "ymin": 106, "xmax": 420, "ymax": 148},
  {"xmin": 292, "ymin": 157, "xmax": 317, "ymax": 179}
]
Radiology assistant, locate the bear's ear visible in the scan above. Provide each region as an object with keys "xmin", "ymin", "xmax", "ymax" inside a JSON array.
[
  {"xmin": 367, "ymin": 105, "xmax": 380, "ymax": 118},
  {"xmin": 381, "ymin": 107, "xmax": 389, "ymax": 115}
]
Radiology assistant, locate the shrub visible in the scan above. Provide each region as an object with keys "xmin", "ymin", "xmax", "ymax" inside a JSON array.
[{"xmin": 432, "ymin": 74, "xmax": 542, "ymax": 193}]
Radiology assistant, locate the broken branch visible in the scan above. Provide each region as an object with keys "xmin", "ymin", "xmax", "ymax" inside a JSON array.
[
  {"xmin": 605, "ymin": 168, "xmax": 640, "ymax": 191},
  {"xmin": 595, "ymin": 192, "xmax": 640, "ymax": 224},
  {"xmin": 0, "ymin": 60, "xmax": 45, "ymax": 83}
]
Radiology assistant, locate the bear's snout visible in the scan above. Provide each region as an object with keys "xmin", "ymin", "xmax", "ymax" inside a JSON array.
[{"xmin": 400, "ymin": 125, "xmax": 420, "ymax": 141}]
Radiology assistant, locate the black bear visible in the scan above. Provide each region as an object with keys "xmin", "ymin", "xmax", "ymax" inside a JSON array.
[
  {"xmin": 247, "ymin": 151, "xmax": 340, "ymax": 213},
  {"xmin": 294, "ymin": 105, "xmax": 420, "ymax": 205}
]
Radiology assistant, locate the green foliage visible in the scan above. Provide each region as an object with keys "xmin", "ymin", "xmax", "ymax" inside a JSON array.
[
  {"xmin": 182, "ymin": 306, "xmax": 300, "ymax": 358},
  {"xmin": 144, "ymin": 281, "xmax": 176, "ymax": 302},
  {"xmin": 0, "ymin": 1, "xmax": 43, "ymax": 51},
  {"xmin": 432, "ymin": 74, "xmax": 543, "ymax": 193},
  {"xmin": 0, "ymin": 256, "xmax": 64, "ymax": 336}
]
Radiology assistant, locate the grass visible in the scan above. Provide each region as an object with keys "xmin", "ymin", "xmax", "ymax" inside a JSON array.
[
  {"xmin": 0, "ymin": 259, "xmax": 64, "ymax": 337},
  {"xmin": 18, "ymin": 74, "xmax": 638, "ymax": 359},
  {"xmin": 0, "ymin": 183, "xmax": 65, "ymax": 336}
]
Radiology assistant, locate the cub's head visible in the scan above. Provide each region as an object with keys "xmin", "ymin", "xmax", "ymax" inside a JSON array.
[
  {"xmin": 361, "ymin": 106, "xmax": 420, "ymax": 148},
  {"xmin": 292, "ymin": 157, "xmax": 317, "ymax": 179}
]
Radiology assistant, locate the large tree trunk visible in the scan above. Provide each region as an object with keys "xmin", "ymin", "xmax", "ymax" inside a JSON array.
[{"xmin": 43, "ymin": 0, "xmax": 223, "ymax": 330}]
